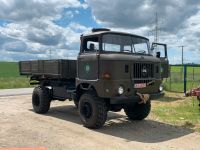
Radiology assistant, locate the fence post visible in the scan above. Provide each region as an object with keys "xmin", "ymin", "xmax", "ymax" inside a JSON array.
[
  {"xmin": 184, "ymin": 65, "xmax": 187, "ymax": 95},
  {"xmin": 169, "ymin": 66, "xmax": 171, "ymax": 91},
  {"xmin": 193, "ymin": 67, "xmax": 194, "ymax": 80}
]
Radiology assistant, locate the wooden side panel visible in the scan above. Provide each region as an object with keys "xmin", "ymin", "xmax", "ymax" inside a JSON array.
[{"xmin": 19, "ymin": 59, "xmax": 77, "ymax": 79}]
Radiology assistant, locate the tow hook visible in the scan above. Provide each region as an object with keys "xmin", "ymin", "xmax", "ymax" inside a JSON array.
[{"xmin": 136, "ymin": 92, "xmax": 150, "ymax": 104}]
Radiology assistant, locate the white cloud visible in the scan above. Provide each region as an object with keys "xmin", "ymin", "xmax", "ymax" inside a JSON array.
[
  {"xmin": 0, "ymin": 0, "xmax": 86, "ymax": 22},
  {"xmin": 86, "ymin": 0, "xmax": 200, "ymax": 64},
  {"xmin": 0, "ymin": 0, "xmax": 90, "ymax": 61},
  {"xmin": 3, "ymin": 41, "xmax": 27, "ymax": 52},
  {"xmin": 0, "ymin": 20, "xmax": 90, "ymax": 60},
  {"xmin": 87, "ymin": 0, "xmax": 200, "ymax": 32}
]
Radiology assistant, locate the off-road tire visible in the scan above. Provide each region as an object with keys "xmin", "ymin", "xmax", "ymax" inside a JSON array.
[
  {"xmin": 124, "ymin": 100, "xmax": 151, "ymax": 120},
  {"xmin": 32, "ymin": 86, "xmax": 50, "ymax": 114},
  {"xmin": 74, "ymin": 99, "xmax": 79, "ymax": 108},
  {"xmin": 79, "ymin": 91, "xmax": 107, "ymax": 129}
]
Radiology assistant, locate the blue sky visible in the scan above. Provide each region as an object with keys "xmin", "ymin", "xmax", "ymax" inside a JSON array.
[
  {"xmin": 0, "ymin": 0, "xmax": 200, "ymax": 64},
  {"xmin": 54, "ymin": 7, "xmax": 99, "ymax": 28}
]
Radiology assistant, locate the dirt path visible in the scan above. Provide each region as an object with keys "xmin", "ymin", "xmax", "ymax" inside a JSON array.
[
  {"xmin": 0, "ymin": 95, "xmax": 199, "ymax": 150},
  {"xmin": 0, "ymin": 88, "xmax": 33, "ymax": 97}
]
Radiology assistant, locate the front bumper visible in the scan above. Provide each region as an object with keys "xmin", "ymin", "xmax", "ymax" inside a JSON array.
[{"xmin": 110, "ymin": 92, "xmax": 164, "ymax": 104}]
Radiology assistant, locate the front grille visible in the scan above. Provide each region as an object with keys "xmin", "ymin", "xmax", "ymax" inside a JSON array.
[{"xmin": 133, "ymin": 63, "xmax": 154, "ymax": 79}]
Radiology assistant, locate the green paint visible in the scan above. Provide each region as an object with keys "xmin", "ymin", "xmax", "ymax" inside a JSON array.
[
  {"xmin": 85, "ymin": 64, "xmax": 90, "ymax": 73},
  {"xmin": 160, "ymin": 66, "xmax": 163, "ymax": 73}
]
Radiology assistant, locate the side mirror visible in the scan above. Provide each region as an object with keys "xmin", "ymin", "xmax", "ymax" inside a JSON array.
[
  {"xmin": 151, "ymin": 42, "xmax": 167, "ymax": 58},
  {"xmin": 156, "ymin": 52, "xmax": 160, "ymax": 58}
]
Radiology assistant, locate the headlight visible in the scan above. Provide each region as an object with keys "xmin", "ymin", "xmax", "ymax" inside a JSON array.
[
  {"xmin": 159, "ymin": 85, "xmax": 163, "ymax": 92},
  {"xmin": 118, "ymin": 86, "xmax": 124, "ymax": 95}
]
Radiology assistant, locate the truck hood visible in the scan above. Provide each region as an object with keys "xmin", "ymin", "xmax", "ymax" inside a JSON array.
[
  {"xmin": 99, "ymin": 53, "xmax": 161, "ymax": 80},
  {"xmin": 99, "ymin": 53, "xmax": 161, "ymax": 63}
]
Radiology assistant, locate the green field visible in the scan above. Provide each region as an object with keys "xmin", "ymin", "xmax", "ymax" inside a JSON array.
[
  {"xmin": 0, "ymin": 62, "xmax": 19, "ymax": 77},
  {"xmin": 164, "ymin": 65, "xmax": 200, "ymax": 92},
  {"xmin": 170, "ymin": 65, "xmax": 200, "ymax": 73},
  {"xmin": 0, "ymin": 62, "xmax": 32, "ymax": 89}
]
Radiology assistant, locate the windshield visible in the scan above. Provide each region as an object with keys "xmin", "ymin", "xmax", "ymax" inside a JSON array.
[{"xmin": 102, "ymin": 34, "xmax": 149, "ymax": 54}]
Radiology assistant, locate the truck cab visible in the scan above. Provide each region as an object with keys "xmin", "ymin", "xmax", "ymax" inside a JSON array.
[{"xmin": 76, "ymin": 28, "xmax": 168, "ymax": 102}]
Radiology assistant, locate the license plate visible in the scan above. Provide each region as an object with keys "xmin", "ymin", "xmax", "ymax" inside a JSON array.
[{"xmin": 134, "ymin": 83, "xmax": 146, "ymax": 88}]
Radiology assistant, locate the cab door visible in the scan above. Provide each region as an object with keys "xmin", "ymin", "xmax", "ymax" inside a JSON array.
[
  {"xmin": 77, "ymin": 36, "xmax": 99, "ymax": 80},
  {"xmin": 151, "ymin": 43, "xmax": 169, "ymax": 78}
]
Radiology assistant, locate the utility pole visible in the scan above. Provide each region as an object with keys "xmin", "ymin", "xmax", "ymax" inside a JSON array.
[
  {"xmin": 178, "ymin": 46, "xmax": 185, "ymax": 65},
  {"xmin": 178, "ymin": 46, "xmax": 186, "ymax": 82}
]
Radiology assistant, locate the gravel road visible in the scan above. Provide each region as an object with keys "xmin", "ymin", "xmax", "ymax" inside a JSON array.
[
  {"xmin": 0, "ymin": 94, "xmax": 199, "ymax": 150},
  {"xmin": 0, "ymin": 88, "xmax": 33, "ymax": 97}
]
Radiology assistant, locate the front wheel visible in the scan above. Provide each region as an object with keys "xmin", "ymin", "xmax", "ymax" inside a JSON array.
[
  {"xmin": 73, "ymin": 98, "xmax": 79, "ymax": 108},
  {"xmin": 79, "ymin": 91, "xmax": 107, "ymax": 129},
  {"xmin": 124, "ymin": 100, "xmax": 151, "ymax": 120},
  {"xmin": 32, "ymin": 86, "xmax": 51, "ymax": 114}
]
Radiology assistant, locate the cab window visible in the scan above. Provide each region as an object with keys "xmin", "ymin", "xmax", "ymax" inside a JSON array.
[{"xmin": 82, "ymin": 36, "xmax": 99, "ymax": 53}]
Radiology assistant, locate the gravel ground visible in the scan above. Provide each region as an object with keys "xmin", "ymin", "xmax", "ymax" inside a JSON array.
[
  {"xmin": 0, "ymin": 88, "xmax": 33, "ymax": 97},
  {"xmin": 0, "ymin": 94, "xmax": 200, "ymax": 150}
]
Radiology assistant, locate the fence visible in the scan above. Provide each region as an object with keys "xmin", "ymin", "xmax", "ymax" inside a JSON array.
[{"xmin": 163, "ymin": 65, "xmax": 200, "ymax": 93}]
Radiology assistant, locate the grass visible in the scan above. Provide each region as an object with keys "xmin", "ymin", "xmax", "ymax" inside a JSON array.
[
  {"xmin": 164, "ymin": 66, "xmax": 200, "ymax": 92},
  {"xmin": 163, "ymin": 81, "xmax": 200, "ymax": 92},
  {"xmin": 0, "ymin": 62, "xmax": 19, "ymax": 77},
  {"xmin": 151, "ymin": 91, "xmax": 200, "ymax": 132},
  {"xmin": 170, "ymin": 66, "xmax": 200, "ymax": 73},
  {"xmin": 0, "ymin": 62, "xmax": 32, "ymax": 89},
  {"xmin": 0, "ymin": 77, "xmax": 32, "ymax": 89}
]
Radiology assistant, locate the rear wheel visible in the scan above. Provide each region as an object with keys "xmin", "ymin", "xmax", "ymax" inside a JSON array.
[
  {"xmin": 124, "ymin": 100, "xmax": 151, "ymax": 120},
  {"xmin": 79, "ymin": 91, "xmax": 107, "ymax": 129},
  {"xmin": 32, "ymin": 86, "xmax": 50, "ymax": 114}
]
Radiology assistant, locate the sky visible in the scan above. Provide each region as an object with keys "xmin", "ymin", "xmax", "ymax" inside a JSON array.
[{"xmin": 0, "ymin": 0, "xmax": 200, "ymax": 64}]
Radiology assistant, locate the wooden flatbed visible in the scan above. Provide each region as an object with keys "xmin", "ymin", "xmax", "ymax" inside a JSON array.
[{"xmin": 19, "ymin": 59, "xmax": 76, "ymax": 79}]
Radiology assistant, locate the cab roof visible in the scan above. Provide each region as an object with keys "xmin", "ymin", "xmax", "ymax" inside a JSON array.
[{"xmin": 82, "ymin": 28, "xmax": 149, "ymax": 41}]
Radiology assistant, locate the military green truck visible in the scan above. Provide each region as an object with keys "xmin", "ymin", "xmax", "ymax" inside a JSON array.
[{"xmin": 19, "ymin": 28, "xmax": 169, "ymax": 129}]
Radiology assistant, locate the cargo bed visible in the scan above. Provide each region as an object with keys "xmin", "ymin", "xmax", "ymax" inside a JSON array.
[{"xmin": 19, "ymin": 59, "xmax": 76, "ymax": 79}]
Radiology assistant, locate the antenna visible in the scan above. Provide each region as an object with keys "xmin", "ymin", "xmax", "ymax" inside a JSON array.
[
  {"xmin": 155, "ymin": 12, "xmax": 159, "ymax": 43},
  {"xmin": 149, "ymin": 12, "xmax": 161, "ymax": 43}
]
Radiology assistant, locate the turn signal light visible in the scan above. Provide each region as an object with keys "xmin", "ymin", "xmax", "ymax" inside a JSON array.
[{"xmin": 102, "ymin": 72, "xmax": 111, "ymax": 79}]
